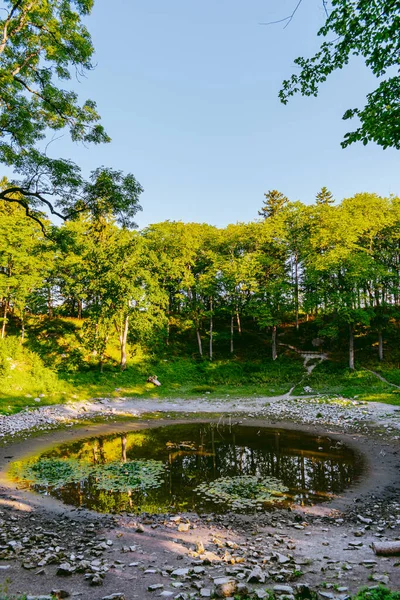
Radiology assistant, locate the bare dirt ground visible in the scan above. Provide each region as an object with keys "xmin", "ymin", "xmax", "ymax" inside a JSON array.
[{"xmin": 0, "ymin": 409, "xmax": 399, "ymax": 600}]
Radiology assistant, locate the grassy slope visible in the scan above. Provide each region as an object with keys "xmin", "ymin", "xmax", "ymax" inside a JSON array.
[{"xmin": 0, "ymin": 316, "xmax": 399, "ymax": 415}]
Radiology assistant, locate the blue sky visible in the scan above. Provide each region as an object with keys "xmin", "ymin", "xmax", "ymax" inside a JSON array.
[{"xmin": 53, "ymin": 0, "xmax": 400, "ymax": 228}]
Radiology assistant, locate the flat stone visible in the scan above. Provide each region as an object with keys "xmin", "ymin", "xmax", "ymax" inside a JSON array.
[
  {"xmin": 102, "ymin": 595, "xmax": 126, "ymax": 600},
  {"xmin": 171, "ymin": 568, "xmax": 190, "ymax": 577},
  {"xmin": 273, "ymin": 585, "xmax": 294, "ymax": 595},
  {"xmin": 200, "ymin": 589, "xmax": 212, "ymax": 598},
  {"xmin": 148, "ymin": 584, "xmax": 164, "ymax": 591}
]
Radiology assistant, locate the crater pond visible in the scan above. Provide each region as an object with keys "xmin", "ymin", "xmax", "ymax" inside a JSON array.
[{"xmin": 9, "ymin": 423, "xmax": 365, "ymax": 514}]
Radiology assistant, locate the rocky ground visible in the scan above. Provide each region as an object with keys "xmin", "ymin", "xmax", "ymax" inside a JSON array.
[
  {"xmin": 0, "ymin": 396, "xmax": 400, "ymax": 599},
  {"xmin": 1, "ymin": 394, "xmax": 400, "ymax": 440}
]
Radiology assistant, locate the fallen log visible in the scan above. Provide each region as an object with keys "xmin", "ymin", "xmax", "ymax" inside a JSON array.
[
  {"xmin": 372, "ymin": 541, "xmax": 400, "ymax": 556},
  {"xmin": 147, "ymin": 375, "xmax": 161, "ymax": 387}
]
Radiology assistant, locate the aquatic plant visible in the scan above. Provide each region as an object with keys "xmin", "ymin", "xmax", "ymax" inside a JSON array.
[
  {"xmin": 15, "ymin": 458, "xmax": 92, "ymax": 487},
  {"xmin": 195, "ymin": 475, "xmax": 288, "ymax": 510},
  {"xmin": 91, "ymin": 460, "xmax": 165, "ymax": 492}
]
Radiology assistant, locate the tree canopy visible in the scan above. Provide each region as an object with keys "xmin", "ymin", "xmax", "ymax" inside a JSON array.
[
  {"xmin": 0, "ymin": 0, "xmax": 142, "ymax": 232},
  {"xmin": 280, "ymin": 0, "xmax": 400, "ymax": 150}
]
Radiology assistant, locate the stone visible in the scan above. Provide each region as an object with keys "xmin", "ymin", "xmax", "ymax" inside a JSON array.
[
  {"xmin": 57, "ymin": 563, "xmax": 75, "ymax": 576},
  {"xmin": 102, "ymin": 595, "xmax": 126, "ymax": 600},
  {"xmin": 148, "ymin": 584, "xmax": 164, "ymax": 591},
  {"xmin": 196, "ymin": 541, "xmax": 205, "ymax": 554},
  {"xmin": 51, "ymin": 591, "xmax": 70, "ymax": 599},
  {"xmin": 273, "ymin": 585, "xmax": 294, "ymax": 595},
  {"xmin": 200, "ymin": 590, "xmax": 211, "ymax": 598},
  {"xmin": 275, "ymin": 553, "xmax": 291, "ymax": 564},
  {"xmin": 237, "ymin": 582, "xmax": 251, "ymax": 595},
  {"xmin": 171, "ymin": 568, "xmax": 190, "ymax": 577},
  {"xmin": 247, "ymin": 565, "xmax": 266, "ymax": 583},
  {"xmin": 158, "ymin": 593, "xmax": 173, "ymax": 598},
  {"xmin": 214, "ymin": 577, "xmax": 238, "ymax": 598},
  {"xmin": 178, "ymin": 523, "xmax": 190, "ymax": 532},
  {"xmin": 90, "ymin": 574, "xmax": 103, "ymax": 586}
]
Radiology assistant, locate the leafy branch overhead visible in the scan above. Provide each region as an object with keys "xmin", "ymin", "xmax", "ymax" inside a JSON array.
[
  {"xmin": 279, "ymin": 0, "xmax": 400, "ymax": 149},
  {"xmin": 0, "ymin": 0, "xmax": 142, "ymax": 231}
]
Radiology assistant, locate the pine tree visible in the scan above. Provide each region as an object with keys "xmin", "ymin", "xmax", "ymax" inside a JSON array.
[
  {"xmin": 258, "ymin": 190, "xmax": 289, "ymax": 219},
  {"xmin": 315, "ymin": 187, "xmax": 334, "ymax": 206}
]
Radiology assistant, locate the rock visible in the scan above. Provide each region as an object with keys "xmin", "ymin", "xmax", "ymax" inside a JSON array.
[
  {"xmin": 56, "ymin": 563, "xmax": 75, "ymax": 576},
  {"xmin": 148, "ymin": 584, "xmax": 164, "ymax": 591},
  {"xmin": 247, "ymin": 565, "xmax": 266, "ymax": 583},
  {"xmin": 255, "ymin": 592, "xmax": 268, "ymax": 600},
  {"xmin": 200, "ymin": 590, "xmax": 212, "ymax": 598},
  {"xmin": 196, "ymin": 541, "xmax": 205, "ymax": 554},
  {"xmin": 357, "ymin": 515, "xmax": 373, "ymax": 525},
  {"xmin": 178, "ymin": 523, "xmax": 190, "ymax": 532},
  {"xmin": 275, "ymin": 552, "xmax": 291, "ymax": 564},
  {"xmin": 171, "ymin": 568, "xmax": 189, "ymax": 577},
  {"xmin": 51, "ymin": 591, "xmax": 70, "ymax": 599},
  {"xmin": 90, "ymin": 574, "xmax": 103, "ymax": 586},
  {"xmin": 371, "ymin": 573, "xmax": 389, "ymax": 585},
  {"xmin": 237, "ymin": 582, "xmax": 251, "ymax": 595},
  {"xmin": 273, "ymin": 585, "xmax": 294, "ymax": 595},
  {"xmin": 214, "ymin": 577, "xmax": 238, "ymax": 598},
  {"xmin": 102, "ymin": 595, "xmax": 126, "ymax": 600},
  {"xmin": 158, "ymin": 593, "xmax": 173, "ymax": 598}
]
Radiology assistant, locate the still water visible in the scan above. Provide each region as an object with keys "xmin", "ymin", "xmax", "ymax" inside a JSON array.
[{"xmin": 10, "ymin": 423, "xmax": 364, "ymax": 514}]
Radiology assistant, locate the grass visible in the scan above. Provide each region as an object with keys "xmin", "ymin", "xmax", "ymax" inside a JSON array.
[
  {"xmin": 293, "ymin": 359, "xmax": 400, "ymax": 405},
  {"xmin": 1, "ymin": 315, "xmax": 400, "ymax": 416}
]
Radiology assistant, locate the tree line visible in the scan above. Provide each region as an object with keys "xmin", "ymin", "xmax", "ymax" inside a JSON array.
[{"xmin": 1, "ymin": 187, "xmax": 399, "ymax": 371}]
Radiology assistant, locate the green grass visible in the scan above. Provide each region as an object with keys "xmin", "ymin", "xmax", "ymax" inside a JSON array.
[
  {"xmin": 1, "ymin": 315, "xmax": 400, "ymax": 416},
  {"xmin": 0, "ymin": 330, "xmax": 306, "ymax": 415},
  {"xmin": 293, "ymin": 359, "xmax": 400, "ymax": 405}
]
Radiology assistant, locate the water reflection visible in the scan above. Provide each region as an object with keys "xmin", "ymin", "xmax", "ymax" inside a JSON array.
[{"xmin": 11, "ymin": 424, "xmax": 364, "ymax": 514}]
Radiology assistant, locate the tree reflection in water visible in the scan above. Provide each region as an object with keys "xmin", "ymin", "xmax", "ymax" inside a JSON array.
[{"xmin": 13, "ymin": 424, "xmax": 364, "ymax": 514}]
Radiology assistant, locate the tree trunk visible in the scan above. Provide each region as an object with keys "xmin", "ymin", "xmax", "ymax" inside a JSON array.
[
  {"xmin": 209, "ymin": 298, "xmax": 213, "ymax": 361},
  {"xmin": 47, "ymin": 287, "xmax": 53, "ymax": 319},
  {"xmin": 21, "ymin": 310, "xmax": 25, "ymax": 342},
  {"xmin": 196, "ymin": 328, "xmax": 203, "ymax": 356},
  {"xmin": 230, "ymin": 314, "xmax": 234, "ymax": 354},
  {"xmin": 236, "ymin": 307, "xmax": 242, "ymax": 334},
  {"xmin": 77, "ymin": 298, "xmax": 82, "ymax": 320},
  {"xmin": 120, "ymin": 316, "xmax": 129, "ymax": 370},
  {"xmin": 378, "ymin": 327, "xmax": 383, "ymax": 362},
  {"xmin": 349, "ymin": 325, "xmax": 355, "ymax": 369},
  {"xmin": 1, "ymin": 298, "xmax": 8, "ymax": 339},
  {"xmin": 272, "ymin": 325, "xmax": 277, "ymax": 361},
  {"xmin": 295, "ymin": 252, "xmax": 299, "ymax": 330}
]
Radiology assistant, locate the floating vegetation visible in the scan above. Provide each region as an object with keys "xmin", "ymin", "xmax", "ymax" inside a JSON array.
[
  {"xmin": 195, "ymin": 475, "xmax": 289, "ymax": 511},
  {"xmin": 92, "ymin": 460, "xmax": 165, "ymax": 492},
  {"xmin": 14, "ymin": 458, "xmax": 92, "ymax": 487},
  {"xmin": 12, "ymin": 458, "xmax": 165, "ymax": 493}
]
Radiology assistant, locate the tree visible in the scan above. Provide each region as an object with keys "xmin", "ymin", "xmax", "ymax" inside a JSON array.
[
  {"xmin": 316, "ymin": 187, "xmax": 334, "ymax": 206},
  {"xmin": 258, "ymin": 190, "xmax": 289, "ymax": 219},
  {"xmin": 0, "ymin": 1, "xmax": 141, "ymax": 231},
  {"xmin": 0, "ymin": 201, "xmax": 50, "ymax": 338},
  {"xmin": 280, "ymin": 1, "xmax": 400, "ymax": 149}
]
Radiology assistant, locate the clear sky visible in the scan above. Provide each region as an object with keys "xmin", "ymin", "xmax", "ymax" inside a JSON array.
[{"xmin": 51, "ymin": 0, "xmax": 400, "ymax": 228}]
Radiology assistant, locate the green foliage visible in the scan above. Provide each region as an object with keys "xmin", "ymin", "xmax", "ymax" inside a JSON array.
[
  {"xmin": 353, "ymin": 586, "xmax": 400, "ymax": 600},
  {"xmin": 14, "ymin": 458, "xmax": 92, "ymax": 486},
  {"xmin": 280, "ymin": 1, "xmax": 400, "ymax": 149},
  {"xmin": 12, "ymin": 456, "xmax": 165, "ymax": 494},
  {"xmin": 195, "ymin": 475, "xmax": 288, "ymax": 511},
  {"xmin": 0, "ymin": 2, "xmax": 142, "ymax": 231},
  {"xmin": 92, "ymin": 460, "xmax": 165, "ymax": 493}
]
